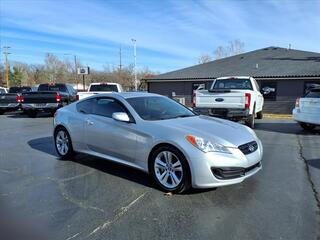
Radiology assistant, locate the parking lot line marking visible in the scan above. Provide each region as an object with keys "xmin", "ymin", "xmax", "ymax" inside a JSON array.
[
  {"xmin": 65, "ymin": 232, "xmax": 80, "ymax": 240},
  {"xmin": 88, "ymin": 192, "xmax": 147, "ymax": 237}
]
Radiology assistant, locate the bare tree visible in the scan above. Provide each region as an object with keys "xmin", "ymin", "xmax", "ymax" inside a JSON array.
[
  {"xmin": 228, "ymin": 39, "xmax": 244, "ymax": 56},
  {"xmin": 214, "ymin": 46, "xmax": 227, "ymax": 60},
  {"xmin": 197, "ymin": 54, "xmax": 213, "ymax": 64},
  {"xmin": 214, "ymin": 40, "xmax": 245, "ymax": 59}
]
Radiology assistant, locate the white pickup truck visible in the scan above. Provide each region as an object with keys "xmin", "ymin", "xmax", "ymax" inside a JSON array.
[
  {"xmin": 293, "ymin": 87, "xmax": 320, "ymax": 131},
  {"xmin": 193, "ymin": 76, "xmax": 264, "ymax": 128},
  {"xmin": 77, "ymin": 82, "xmax": 123, "ymax": 100}
]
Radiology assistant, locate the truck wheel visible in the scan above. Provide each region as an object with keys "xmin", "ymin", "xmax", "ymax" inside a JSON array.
[
  {"xmin": 245, "ymin": 107, "xmax": 255, "ymax": 128},
  {"xmin": 50, "ymin": 110, "xmax": 56, "ymax": 117},
  {"xmin": 27, "ymin": 110, "xmax": 37, "ymax": 118},
  {"xmin": 256, "ymin": 111, "xmax": 263, "ymax": 119},
  {"xmin": 300, "ymin": 122, "xmax": 316, "ymax": 131}
]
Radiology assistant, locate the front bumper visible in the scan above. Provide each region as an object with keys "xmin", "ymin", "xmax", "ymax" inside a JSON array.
[
  {"xmin": 185, "ymin": 138, "xmax": 263, "ymax": 188},
  {"xmin": 293, "ymin": 108, "xmax": 320, "ymax": 125},
  {"xmin": 22, "ymin": 103, "xmax": 61, "ymax": 112},
  {"xmin": 194, "ymin": 107, "xmax": 250, "ymax": 119}
]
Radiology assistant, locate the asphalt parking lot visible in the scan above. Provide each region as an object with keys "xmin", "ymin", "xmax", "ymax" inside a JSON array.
[{"xmin": 0, "ymin": 113, "xmax": 319, "ymax": 240}]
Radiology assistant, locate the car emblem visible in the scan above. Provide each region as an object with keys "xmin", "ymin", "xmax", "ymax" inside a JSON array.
[
  {"xmin": 248, "ymin": 145, "xmax": 255, "ymax": 152},
  {"xmin": 215, "ymin": 98, "xmax": 224, "ymax": 102}
]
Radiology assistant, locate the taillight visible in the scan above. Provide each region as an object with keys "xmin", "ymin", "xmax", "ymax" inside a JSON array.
[
  {"xmin": 192, "ymin": 92, "xmax": 196, "ymax": 108},
  {"xmin": 16, "ymin": 95, "xmax": 24, "ymax": 103},
  {"xmin": 56, "ymin": 93, "xmax": 62, "ymax": 102},
  {"xmin": 245, "ymin": 93, "xmax": 251, "ymax": 109},
  {"xmin": 295, "ymin": 98, "xmax": 300, "ymax": 108},
  {"xmin": 76, "ymin": 94, "xmax": 79, "ymax": 101}
]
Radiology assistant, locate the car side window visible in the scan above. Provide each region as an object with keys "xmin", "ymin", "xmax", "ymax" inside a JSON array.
[
  {"xmin": 76, "ymin": 99, "xmax": 94, "ymax": 114},
  {"xmin": 92, "ymin": 97, "xmax": 128, "ymax": 118}
]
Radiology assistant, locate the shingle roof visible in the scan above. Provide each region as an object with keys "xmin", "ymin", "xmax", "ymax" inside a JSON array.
[{"xmin": 146, "ymin": 46, "xmax": 320, "ymax": 81}]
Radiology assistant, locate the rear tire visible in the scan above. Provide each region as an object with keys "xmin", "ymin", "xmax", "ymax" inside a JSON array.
[
  {"xmin": 0, "ymin": 110, "xmax": 4, "ymax": 115},
  {"xmin": 256, "ymin": 111, "xmax": 263, "ymax": 119},
  {"xmin": 149, "ymin": 145, "xmax": 191, "ymax": 194},
  {"xmin": 300, "ymin": 122, "xmax": 316, "ymax": 131},
  {"xmin": 54, "ymin": 127, "xmax": 74, "ymax": 160},
  {"xmin": 245, "ymin": 108, "xmax": 255, "ymax": 129},
  {"xmin": 27, "ymin": 110, "xmax": 37, "ymax": 118}
]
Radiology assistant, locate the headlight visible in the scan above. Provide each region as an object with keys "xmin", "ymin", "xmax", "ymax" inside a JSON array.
[{"xmin": 186, "ymin": 135, "xmax": 231, "ymax": 154}]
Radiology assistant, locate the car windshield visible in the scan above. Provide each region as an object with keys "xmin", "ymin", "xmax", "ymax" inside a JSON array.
[
  {"xmin": 0, "ymin": 89, "xmax": 5, "ymax": 94},
  {"xmin": 89, "ymin": 84, "xmax": 119, "ymax": 92},
  {"xmin": 305, "ymin": 89, "xmax": 320, "ymax": 98},
  {"xmin": 8, "ymin": 87, "xmax": 32, "ymax": 93},
  {"xmin": 38, "ymin": 84, "xmax": 67, "ymax": 92},
  {"xmin": 212, "ymin": 78, "xmax": 253, "ymax": 90},
  {"xmin": 127, "ymin": 96, "xmax": 196, "ymax": 121}
]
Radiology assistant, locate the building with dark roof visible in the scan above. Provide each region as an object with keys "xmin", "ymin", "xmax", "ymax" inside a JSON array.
[{"xmin": 145, "ymin": 46, "xmax": 320, "ymax": 114}]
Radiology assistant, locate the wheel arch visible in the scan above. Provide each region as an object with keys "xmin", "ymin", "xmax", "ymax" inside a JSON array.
[{"xmin": 147, "ymin": 142, "xmax": 192, "ymax": 181}]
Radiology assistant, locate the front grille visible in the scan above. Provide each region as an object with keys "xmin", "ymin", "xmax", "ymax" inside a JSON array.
[
  {"xmin": 238, "ymin": 141, "xmax": 258, "ymax": 155},
  {"xmin": 211, "ymin": 162, "xmax": 261, "ymax": 180}
]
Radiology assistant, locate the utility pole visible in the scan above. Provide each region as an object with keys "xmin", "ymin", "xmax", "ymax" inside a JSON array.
[
  {"xmin": 131, "ymin": 39, "xmax": 138, "ymax": 91},
  {"xmin": 64, "ymin": 53, "xmax": 78, "ymax": 90},
  {"xmin": 119, "ymin": 46, "xmax": 122, "ymax": 72},
  {"xmin": 3, "ymin": 46, "xmax": 11, "ymax": 88}
]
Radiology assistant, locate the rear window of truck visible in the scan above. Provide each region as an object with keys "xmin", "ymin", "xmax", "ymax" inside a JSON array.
[
  {"xmin": 38, "ymin": 84, "xmax": 67, "ymax": 92},
  {"xmin": 89, "ymin": 84, "xmax": 118, "ymax": 92},
  {"xmin": 212, "ymin": 79, "xmax": 253, "ymax": 90},
  {"xmin": 305, "ymin": 89, "xmax": 320, "ymax": 98},
  {"xmin": 9, "ymin": 87, "xmax": 32, "ymax": 93}
]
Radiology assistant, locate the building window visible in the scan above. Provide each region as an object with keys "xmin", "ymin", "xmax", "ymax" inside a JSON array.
[
  {"xmin": 304, "ymin": 81, "xmax": 320, "ymax": 94},
  {"xmin": 260, "ymin": 81, "xmax": 277, "ymax": 101}
]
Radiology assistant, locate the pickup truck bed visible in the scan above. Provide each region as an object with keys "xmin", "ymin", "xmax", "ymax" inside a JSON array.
[{"xmin": 21, "ymin": 92, "xmax": 66, "ymax": 117}]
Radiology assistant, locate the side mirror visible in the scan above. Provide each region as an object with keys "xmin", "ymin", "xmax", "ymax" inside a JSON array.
[{"xmin": 112, "ymin": 112, "xmax": 130, "ymax": 123}]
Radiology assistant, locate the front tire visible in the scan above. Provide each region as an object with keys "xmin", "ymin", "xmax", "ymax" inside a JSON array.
[
  {"xmin": 300, "ymin": 122, "xmax": 316, "ymax": 131},
  {"xmin": 149, "ymin": 146, "xmax": 191, "ymax": 194},
  {"xmin": 54, "ymin": 127, "xmax": 74, "ymax": 159},
  {"xmin": 256, "ymin": 111, "xmax": 263, "ymax": 119}
]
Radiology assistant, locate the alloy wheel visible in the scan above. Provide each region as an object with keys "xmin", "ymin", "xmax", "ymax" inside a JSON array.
[{"xmin": 154, "ymin": 151, "xmax": 183, "ymax": 189}]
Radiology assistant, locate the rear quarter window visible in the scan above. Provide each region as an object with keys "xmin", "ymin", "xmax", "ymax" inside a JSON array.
[{"xmin": 76, "ymin": 98, "xmax": 94, "ymax": 114}]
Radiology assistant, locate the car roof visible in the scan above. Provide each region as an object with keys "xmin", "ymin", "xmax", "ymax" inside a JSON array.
[{"xmin": 89, "ymin": 92, "xmax": 163, "ymax": 99}]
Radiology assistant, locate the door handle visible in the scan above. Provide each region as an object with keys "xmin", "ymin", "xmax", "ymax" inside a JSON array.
[{"xmin": 86, "ymin": 120, "xmax": 94, "ymax": 125}]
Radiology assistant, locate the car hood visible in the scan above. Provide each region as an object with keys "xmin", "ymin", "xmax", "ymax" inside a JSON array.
[{"xmin": 154, "ymin": 115, "xmax": 257, "ymax": 147}]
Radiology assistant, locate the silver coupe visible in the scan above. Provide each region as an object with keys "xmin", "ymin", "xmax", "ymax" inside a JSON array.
[{"xmin": 53, "ymin": 92, "xmax": 263, "ymax": 193}]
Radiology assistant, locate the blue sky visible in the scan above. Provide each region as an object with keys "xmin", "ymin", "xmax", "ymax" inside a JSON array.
[{"xmin": 1, "ymin": 0, "xmax": 320, "ymax": 73}]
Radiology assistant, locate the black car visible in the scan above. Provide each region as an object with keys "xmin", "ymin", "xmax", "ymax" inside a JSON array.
[
  {"xmin": 0, "ymin": 86, "xmax": 32, "ymax": 115},
  {"xmin": 21, "ymin": 83, "xmax": 77, "ymax": 117}
]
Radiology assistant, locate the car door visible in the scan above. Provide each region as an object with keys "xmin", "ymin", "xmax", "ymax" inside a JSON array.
[{"xmin": 84, "ymin": 97, "xmax": 138, "ymax": 163}]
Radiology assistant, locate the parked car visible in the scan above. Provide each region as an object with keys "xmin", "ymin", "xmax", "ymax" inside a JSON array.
[
  {"xmin": 21, "ymin": 83, "xmax": 77, "ymax": 117},
  {"xmin": 53, "ymin": 92, "xmax": 263, "ymax": 193},
  {"xmin": 0, "ymin": 86, "xmax": 32, "ymax": 115},
  {"xmin": 0, "ymin": 87, "xmax": 8, "ymax": 94},
  {"xmin": 193, "ymin": 76, "xmax": 264, "ymax": 128},
  {"xmin": 77, "ymin": 82, "xmax": 123, "ymax": 100},
  {"xmin": 293, "ymin": 87, "xmax": 320, "ymax": 130}
]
